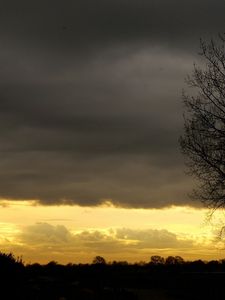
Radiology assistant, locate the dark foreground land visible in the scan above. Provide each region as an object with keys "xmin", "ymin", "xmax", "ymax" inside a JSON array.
[{"xmin": 1, "ymin": 253, "xmax": 225, "ymax": 300}]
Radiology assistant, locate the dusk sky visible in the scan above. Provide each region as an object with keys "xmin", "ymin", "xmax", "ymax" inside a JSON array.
[{"xmin": 1, "ymin": 0, "xmax": 225, "ymax": 263}]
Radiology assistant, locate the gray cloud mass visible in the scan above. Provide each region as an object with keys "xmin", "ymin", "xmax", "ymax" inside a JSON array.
[
  {"xmin": 0, "ymin": 0, "xmax": 224, "ymax": 207},
  {"xmin": 19, "ymin": 223, "xmax": 193, "ymax": 250}
]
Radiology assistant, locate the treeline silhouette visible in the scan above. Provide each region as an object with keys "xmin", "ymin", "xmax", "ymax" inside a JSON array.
[{"xmin": 1, "ymin": 252, "xmax": 225, "ymax": 299}]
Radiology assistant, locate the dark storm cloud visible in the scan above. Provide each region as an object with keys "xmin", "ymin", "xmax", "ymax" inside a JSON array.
[
  {"xmin": 0, "ymin": 0, "xmax": 224, "ymax": 207},
  {"xmin": 0, "ymin": 0, "xmax": 224, "ymax": 54}
]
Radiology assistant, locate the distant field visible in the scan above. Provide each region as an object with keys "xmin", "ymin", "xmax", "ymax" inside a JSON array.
[{"xmin": 134, "ymin": 289, "xmax": 170, "ymax": 300}]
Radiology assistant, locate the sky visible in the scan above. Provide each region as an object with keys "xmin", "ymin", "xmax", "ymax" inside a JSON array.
[{"xmin": 0, "ymin": 0, "xmax": 225, "ymax": 263}]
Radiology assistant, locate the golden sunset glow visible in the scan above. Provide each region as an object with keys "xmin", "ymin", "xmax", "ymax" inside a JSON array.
[{"xmin": 0, "ymin": 200, "xmax": 224, "ymax": 264}]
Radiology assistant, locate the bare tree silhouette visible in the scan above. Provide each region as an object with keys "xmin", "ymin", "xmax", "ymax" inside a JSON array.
[{"xmin": 180, "ymin": 34, "xmax": 225, "ymax": 210}]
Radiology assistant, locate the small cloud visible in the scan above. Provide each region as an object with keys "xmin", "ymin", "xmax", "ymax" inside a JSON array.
[
  {"xmin": 116, "ymin": 228, "xmax": 193, "ymax": 249},
  {"xmin": 20, "ymin": 223, "xmax": 72, "ymax": 244}
]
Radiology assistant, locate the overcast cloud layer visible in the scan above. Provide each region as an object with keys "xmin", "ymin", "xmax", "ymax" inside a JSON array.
[{"xmin": 0, "ymin": 0, "xmax": 224, "ymax": 207}]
